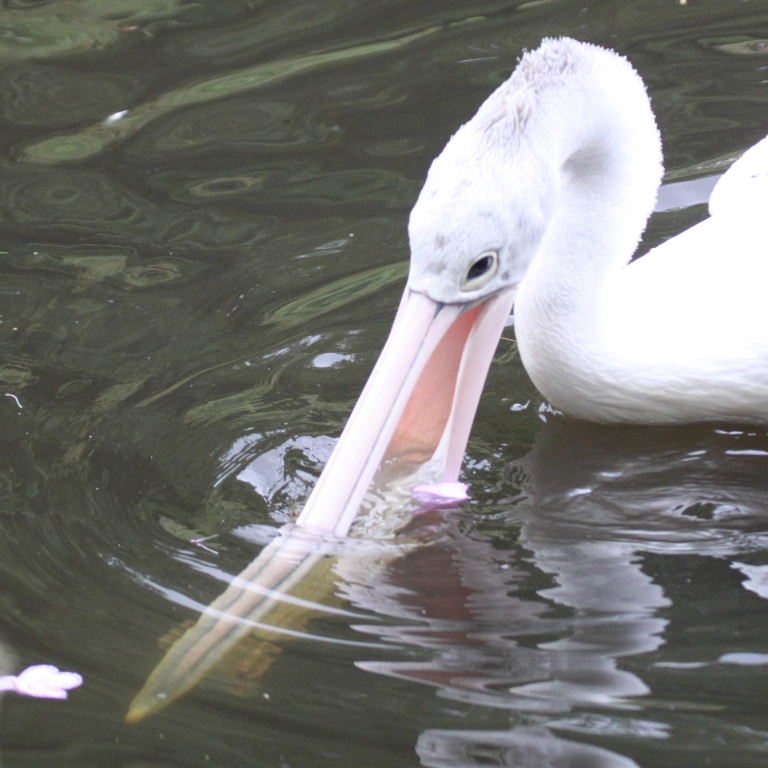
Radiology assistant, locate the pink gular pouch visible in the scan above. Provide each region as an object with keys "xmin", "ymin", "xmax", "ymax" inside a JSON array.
[{"xmin": 296, "ymin": 288, "xmax": 513, "ymax": 538}]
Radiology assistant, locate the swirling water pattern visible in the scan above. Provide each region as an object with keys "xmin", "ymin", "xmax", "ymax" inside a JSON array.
[{"xmin": 0, "ymin": 1, "xmax": 767, "ymax": 766}]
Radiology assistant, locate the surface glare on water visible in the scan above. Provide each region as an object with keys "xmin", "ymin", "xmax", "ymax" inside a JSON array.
[{"xmin": 0, "ymin": 1, "xmax": 767, "ymax": 766}]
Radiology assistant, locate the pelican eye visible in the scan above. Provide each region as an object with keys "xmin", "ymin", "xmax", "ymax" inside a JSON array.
[{"xmin": 461, "ymin": 251, "xmax": 498, "ymax": 291}]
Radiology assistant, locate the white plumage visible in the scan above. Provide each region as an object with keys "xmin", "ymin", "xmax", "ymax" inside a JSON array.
[{"xmin": 409, "ymin": 37, "xmax": 768, "ymax": 423}]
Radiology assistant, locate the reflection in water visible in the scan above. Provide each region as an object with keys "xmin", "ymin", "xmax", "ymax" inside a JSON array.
[
  {"xmin": 351, "ymin": 420, "xmax": 767, "ymax": 711},
  {"xmin": 17, "ymin": 25, "xmax": 453, "ymax": 165},
  {"xmin": 417, "ymin": 726, "xmax": 640, "ymax": 768},
  {"xmin": 130, "ymin": 417, "xmax": 768, "ymax": 766},
  {"xmin": 0, "ymin": 1, "xmax": 198, "ymax": 61},
  {"xmin": 0, "ymin": 64, "xmax": 145, "ymax": 129},
  {"xmin": 343, "ymin": 420, "xmax": 767, "ymax": 765}
]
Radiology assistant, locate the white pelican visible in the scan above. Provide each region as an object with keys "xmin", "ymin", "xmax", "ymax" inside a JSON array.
[
  {"xmin": 127, "ymin": 38, "xmax": 768, "ymax": 721},
  {"xmin": 298, "ymin": 36, "xmax": 768, "ymax": 537}
]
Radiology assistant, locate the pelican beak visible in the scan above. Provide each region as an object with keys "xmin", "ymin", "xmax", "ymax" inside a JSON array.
[
  {"xmin": 125, "ymin": 286, "xmax": 514, "ymax": 724},
  {"xmin": 297, "ymin": 286, "xmax": 516, "ymax": 536}
]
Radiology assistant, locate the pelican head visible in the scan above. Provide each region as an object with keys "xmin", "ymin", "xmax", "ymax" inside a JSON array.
[{"xmin": 407, "ymin": 121, "xmax": 554, "ymax": 305}]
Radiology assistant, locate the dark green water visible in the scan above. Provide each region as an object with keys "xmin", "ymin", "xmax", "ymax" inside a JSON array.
[{"xmin": 0, "ymin": 1, "xmax": 767, "ymax": 766}]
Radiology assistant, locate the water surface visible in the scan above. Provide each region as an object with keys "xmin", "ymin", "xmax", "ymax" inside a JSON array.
[{"xmin": 0, "ymin": 1, "xmax": 767, "ymax": 766}]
